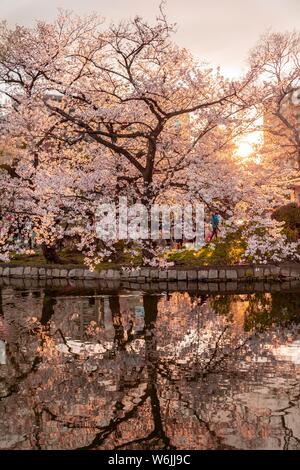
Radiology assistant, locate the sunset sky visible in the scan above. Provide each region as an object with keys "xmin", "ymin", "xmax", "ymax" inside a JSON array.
[{"xmin": 1, "ymin": 0, "xmax": 300, "ymax": 77}]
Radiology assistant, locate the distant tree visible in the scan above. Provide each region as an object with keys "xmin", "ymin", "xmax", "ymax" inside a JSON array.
[{"xmin": 249, "ymin": 31, "xmax": 300, "ymax": 169}]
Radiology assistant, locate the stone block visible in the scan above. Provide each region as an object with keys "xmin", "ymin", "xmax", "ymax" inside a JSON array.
[
  {"xmin": 254, "ymin": 267, "xmax": 264, "ymax": 279},
  {"xmin": 280, "ymin": 268, "xmax": 290, "ymax": 278},
  {"xmin": 76, "ymin": 269, "xmax": 85, "ymax": 279},
  {"xmin": 150, "ymin": 270, "xmax": 159, "ymax": 279},
  {"xmin": 198, "ymin": 270, "xmax": 208, "ymax": 280},
  {"xmin": 31, "ymin": 267, "xmax": 39, "ymax": 278},
  {"xmin": 270, "ymin": 266, "xmax": 280, "ymax": 276},
  {"xmin": 167, "ymin": 270, "xmax": 177, "ymax": 280},
  {"xmin": 245, "ymin": 268, "xmax": 254, "ymax": 278},
  {"xmin": 159, "ymin": 270, "xmax": 167, "ymax": 280},
  {"xmin": 140, "ymin": 268, "xmax": 150, "ymax": 278},
  {"xmin": 120, "ymin": 269, "xmax": 130, "ymax": 278},
  {"xmin": 290, "ymin": 269, "xmax": 300, "ymax": 279},
  {"xmin": 98, "ymin": 270, "xmax": 108, "ymax": 279},
  {"xmin": 178, "ymin": 271, "xmax": 187, "ymax": 281},
  {"xmin": 226, "ymin": 269, "xmax": 237, "ymax": 280},
  {"xmin": 24, "ymin": 267, "xmax": 32, "ymax": 276},
  {"xmin": 187, "ymin": 270, "xmax": 197, "ymax": 280},
  {"xmin": 68, "ymin": 269, "xmax": 84, "ymax": 278},
  {"xmin": 237, "ymin": 268, "xmax": 245, "ymax": 278},
  {"xmin": 10, "ymin": 267, "xmax": 24, "ymax": 277},
  {"xmin": 208, "ymin": 269, "xmax": 218, "ymax": 279},
  {"xmin": 84, "ymin": 270, "xmax": 99, "ymax": 279},
  {"xmin": 129, "ymin": 269, "xmax": 140, "ymax": 278}
]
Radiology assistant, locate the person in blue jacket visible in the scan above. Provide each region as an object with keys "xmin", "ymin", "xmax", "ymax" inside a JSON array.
[{"xmin": 210, "ymin": 211, "xmax": 221, "ymax": 241}]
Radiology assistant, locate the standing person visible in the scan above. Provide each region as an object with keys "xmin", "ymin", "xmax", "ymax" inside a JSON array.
[{"xmin": 210, "ymin": 211, "xmax": 221, "ymax": 241}]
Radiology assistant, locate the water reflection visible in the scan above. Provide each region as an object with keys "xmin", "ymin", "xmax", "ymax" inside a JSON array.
[{"xmin": 0, "ymin": 286, "xmax": 300, "ymax": 450}]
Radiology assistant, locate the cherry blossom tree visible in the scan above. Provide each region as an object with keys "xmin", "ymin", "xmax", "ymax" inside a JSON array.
[
  {"xmin": 0, "ymin": 10, "xmax": 258, "ymax": 263},
  {"xmin": 0, "ymin": 11, "xmax": 299, "ymax": 264}
]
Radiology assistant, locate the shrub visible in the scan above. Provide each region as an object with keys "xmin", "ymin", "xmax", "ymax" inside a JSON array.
[
  {"xmin": 272, "ymin": 202, "xmax": 300, "ymax": 240},
  {"xmin": 168, "ymin": 231, "xmax": 247, "ymax": 266}
]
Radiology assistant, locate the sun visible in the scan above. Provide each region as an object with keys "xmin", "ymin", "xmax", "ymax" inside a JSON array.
[
  {"xmin": 235, "ymin": 127, "xmax": 263, "ymax": 159},
  {"xmin": 237, "ymin": 141, "xmax": 254, "ymax": 158}
]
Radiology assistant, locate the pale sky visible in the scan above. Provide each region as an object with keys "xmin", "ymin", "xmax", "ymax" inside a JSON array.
[{"xmin": 1, "ymin": 0, "xmax": 300, "ymax": 77}]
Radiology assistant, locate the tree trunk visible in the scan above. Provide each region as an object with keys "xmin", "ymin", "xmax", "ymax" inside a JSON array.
[
  {"xmin": 40, "ymin": 290, "xmax": 56, "ymax": 326},
  {"xmin": 0, "ymin": 288, "xmax": 3, "ymax": 318},
  {"xmin": 41, "ymin": 244, "xmax": 60, "ymax": 264},
  {"xmin": 141, "ymin": 185, "xmax": 158, "ymax": 263}
]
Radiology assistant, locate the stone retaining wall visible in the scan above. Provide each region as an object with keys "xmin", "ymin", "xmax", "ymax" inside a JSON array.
[
  {"xmin": 1, "ymin": 276, "xmax": 299, "ymax": 294},
  {"xmin": 1, "ymin": 264, "xmax": 300, "ymax": 282}
]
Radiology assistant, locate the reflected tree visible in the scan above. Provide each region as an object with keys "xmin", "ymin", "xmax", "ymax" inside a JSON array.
[{"xmin": 1, "ymin": 289, "xmax": 300, "ymax": 450}]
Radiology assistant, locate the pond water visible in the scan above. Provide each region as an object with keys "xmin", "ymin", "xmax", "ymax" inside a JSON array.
[{"xmin": 0, "ymin": 283, "xmax": 300, "ymax": 450}]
